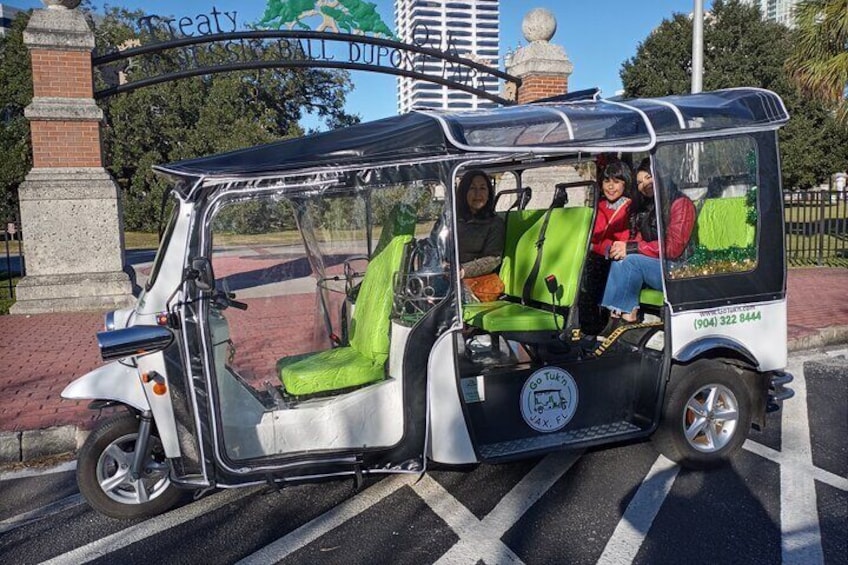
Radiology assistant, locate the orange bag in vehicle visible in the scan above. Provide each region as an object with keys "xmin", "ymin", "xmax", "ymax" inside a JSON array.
[{"xmin": 464, "ymin": 272, "xmax": 504, "ymax": 302}]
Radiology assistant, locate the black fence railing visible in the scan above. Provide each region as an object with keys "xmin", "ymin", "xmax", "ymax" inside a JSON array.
[
  {"xmin": 1, "ymin": 218, "xmax": 24, "ymax": 308},
  {"xmin": 784, "ymin": 190, "xmax": 848, "ymax": 266}
]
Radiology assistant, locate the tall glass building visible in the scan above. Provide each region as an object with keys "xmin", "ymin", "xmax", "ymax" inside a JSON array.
[
  {"xmin": 739, "ymin": 0, "xmax": 802, "ymax": 28},
  {"xmin": 0, "ymin": 3, "xmax": 22, "ymax": 37},
  {"xmin": 394, "ymin": 0, "xmax": 499, "ymax": 114}
]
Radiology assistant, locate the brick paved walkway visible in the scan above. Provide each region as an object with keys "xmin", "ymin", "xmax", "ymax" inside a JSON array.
[{"xmin": 0, "ymin": 267, "xmax": 846, "ymax": 435}]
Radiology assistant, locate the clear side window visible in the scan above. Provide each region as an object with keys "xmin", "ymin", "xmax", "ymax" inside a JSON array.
[
  {"xmin": 657, "ymin": 136, "xmax": 759, "ymax": 279},
  {"xmin": 207, "ymin": 184, "xmax": 439, "ymax": 391}
]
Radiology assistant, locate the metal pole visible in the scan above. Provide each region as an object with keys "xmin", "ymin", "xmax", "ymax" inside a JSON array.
[
  {"xmin": 692, "ymin": 0, "xmax": 704, "ymax": 93},
  {"xmin": 4, "ymin": 227, "xmax": 12, "ymax": 300}
]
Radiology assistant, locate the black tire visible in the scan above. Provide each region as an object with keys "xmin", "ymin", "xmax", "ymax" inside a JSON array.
[
  {"xmin": 652, "ymin": 360, "xmax": 753, "ymax": 469},
  {"xmin": 77, "ymin": 412, "xmax": 182, "ymax": 519}
]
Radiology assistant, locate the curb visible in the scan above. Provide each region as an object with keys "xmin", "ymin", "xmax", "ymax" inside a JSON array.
[
  {"xmin": 0, "ymin": 425, "xmax": 87, "ymax": 466},
  {"xmin": 787, "ymin": 325, "xmax": 848, "ymax": 353},
  {"xmin": 2, "ymin": 328, "xmax": 847, "ymax": 467}
]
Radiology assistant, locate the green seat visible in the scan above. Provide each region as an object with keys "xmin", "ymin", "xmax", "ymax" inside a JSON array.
[
  {"xmin": 637, "ymin": 197, "xmax": 754, "ymax": 310},
  {"xmin": 278, "ymin": 205, "xmax": 415, "ymax": 397},
  {"xmin": 696, "ymin": 196, "xmax": 755, "ymax": 249},
  {"xmin": 463, "ymin": 207, "xmax": 593, "ymax": 333},
  {"xmin": 640, "ymin": 288, "xmax": 664, "ymax": 307}
]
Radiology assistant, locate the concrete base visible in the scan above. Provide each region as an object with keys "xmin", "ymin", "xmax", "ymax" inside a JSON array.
[
  {"xmin": 10, "ymin": 272, "xmax": 135, "ymax": 313},
  {"xmin": 11, "ymin": 167, "xmax": 134, "ymax": 313}
]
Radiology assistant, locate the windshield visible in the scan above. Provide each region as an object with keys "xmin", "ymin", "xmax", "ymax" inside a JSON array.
[{"xmin": 145, "ymin": 204, "xmax": 179, "ymax": 292}]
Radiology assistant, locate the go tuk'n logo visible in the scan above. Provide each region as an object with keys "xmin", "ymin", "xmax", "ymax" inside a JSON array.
[{"xmin": 520, "ymin": 368, "xmax": 578, "ymax": 433}]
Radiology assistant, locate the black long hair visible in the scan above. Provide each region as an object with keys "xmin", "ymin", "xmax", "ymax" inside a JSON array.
[
  {"xmin": 630, "ymin": 157, "xmax": 686, "ymax": 240},
  {"xmin": 629, "ymin": 158, "xmax": 655, "ymax": 237},
  {"xmin": 456, "ymin": 170, "xmax": 496, "ymax": 221},
  {"xmin": 600, "ymin": 158, "xmax": 633, "ymax": 195}
]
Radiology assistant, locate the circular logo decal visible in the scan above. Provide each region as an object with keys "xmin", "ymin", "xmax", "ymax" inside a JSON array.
[{"xmin": 520, "ymin": 367, "xmax": 578, "ymax": 433}]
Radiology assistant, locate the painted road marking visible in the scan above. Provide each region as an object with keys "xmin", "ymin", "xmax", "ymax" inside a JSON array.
[
  {"xmin": 237, "ymin": 474, "xmax": 415, "ymax": 564},
  {"xmin": 779, "ymin": 359, "xmax": 824, "ymax": 565},
  {"xmin": 743, "ymin": 441, "xmax": 848, "ymax": 492},
  {"xmin": 0, "ymin": 494, "xmax": 83, "ymax": 535},
  {"xmin": 597, "ymin": 455, "xmax": 679, "ymax": 565},
  {"xmin": 42, "ymin": 487, "xmax": 260, "ymax": 565},
  {"xmin": 427, "ymin": 451, "xmax": 582, "ymax": 565},
  {"xmin": 413, "ymin": 475, "xmax": 522, "ymax": 564}
]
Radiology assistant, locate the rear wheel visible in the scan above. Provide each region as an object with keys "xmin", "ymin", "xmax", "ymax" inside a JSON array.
[
  {"xmin": 77, "ymin": 412, "xmax": 182, "ymax": 519},
  {"xmin": 652, "ymin": 360, "xmax": 752, "ymax": 469}
]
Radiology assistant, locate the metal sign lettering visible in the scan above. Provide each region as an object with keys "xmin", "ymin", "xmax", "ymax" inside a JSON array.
[{"xmin": 92, "ymin": 3, "xmax": 519, "ymax": 104}]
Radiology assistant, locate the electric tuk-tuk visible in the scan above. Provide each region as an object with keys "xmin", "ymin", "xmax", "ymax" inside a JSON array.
[{"xmin": 64, "ymin": 87, "xmax": 795, "ymax": 519}]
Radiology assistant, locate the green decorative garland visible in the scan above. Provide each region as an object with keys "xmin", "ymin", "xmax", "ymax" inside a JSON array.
[{"xmin": 669, "ymin": 244, "xmax": 757, "ymax": 278}]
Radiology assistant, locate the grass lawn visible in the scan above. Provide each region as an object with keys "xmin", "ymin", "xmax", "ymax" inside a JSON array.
[
  {"xmin": 0, "ymin": 275, "xmax": 19, "ymax": 315},
  {"xmin": 784, "ymin": 202, "xmax": 846, "ymax": 222}
]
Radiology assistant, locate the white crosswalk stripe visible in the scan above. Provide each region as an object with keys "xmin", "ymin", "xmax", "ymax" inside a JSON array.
[
  {"xmin": 597, "ymin": 455, "xmax": 679, "ymax": 565},
  {"xmin": 779, "ymin": 359, "xmax": 825, "ymax": 564},
  {"xmin": 237, "ymin": 474, "xmax": 415, "ymax": 564},
  {"xmin": 422, "ymin": 451, "xmax": 581, "ymax": 565}
]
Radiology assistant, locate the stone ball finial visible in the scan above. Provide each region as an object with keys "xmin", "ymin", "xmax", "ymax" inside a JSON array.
[
  {"xmin": 522, "ymin": 8, "xmax": 556, "ymax": 43},
  {"xmin": 42, "ymin": 0, "xmax": 82, "ymax": 9}
]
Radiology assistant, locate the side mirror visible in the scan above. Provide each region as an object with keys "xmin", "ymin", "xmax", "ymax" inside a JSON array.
[
  {"xmin": 97, "ymin": 325, "xmax": 174, "ymax": 362},
  {"xmin": 190, "ymin": 257, "xmax": 215, "ymax": 292}
]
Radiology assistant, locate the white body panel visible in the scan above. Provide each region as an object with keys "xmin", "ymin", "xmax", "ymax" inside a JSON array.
[
  {"xmin": 135, "ymin": 353, "xmax": 181, "ymax": 457},
  {"xmin": 216, "ymin": 323, "xmax": 411, "ymax": 461},
  {"xmin": 671, "ymin": 299, "xmax": 788, "ymax": 371},
  {"xmin": 427, "ymin": 330, "xmax": 477, "ymax": 464},
  {"xmin": 62, "ymin": 362, "xmax": 149, "ymax": 413}
]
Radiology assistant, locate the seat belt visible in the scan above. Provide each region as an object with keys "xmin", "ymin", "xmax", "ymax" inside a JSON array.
[{"xmin": 522, "ymin": 205, "xmax": 556, "ymax": 305}]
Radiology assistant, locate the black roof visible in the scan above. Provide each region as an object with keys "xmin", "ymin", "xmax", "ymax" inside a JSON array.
[{"xmin": 155, "ymin": 88, "xmax": 788, "ymax": 183}]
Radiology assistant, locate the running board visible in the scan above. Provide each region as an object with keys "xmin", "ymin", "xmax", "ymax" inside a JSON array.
[{"xmin": 479, "ymin": 420, "xmax": 642, "ymax": 460}]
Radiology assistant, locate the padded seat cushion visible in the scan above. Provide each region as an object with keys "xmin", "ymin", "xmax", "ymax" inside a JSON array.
[
  {"xmin": 463, "ymin": 302, "xmax": 564, "ymax": 333},
  {"xmin": 278, "ymin": 346, "xmax": 386, "ymax": 397},
  {"xmin": 277, "ymin": 204, "xmax": 415, "ymax": 397},
  {"xmin": 640, "ymin": 288, "xmax": 664, "ymax": 307},
  {"xmin": 464, "ymin": 206, "xmax": 592, "ymax": 334},
  {"xmin": 697, "ymin": 197, "xmax": 755, "ymax": 250}
]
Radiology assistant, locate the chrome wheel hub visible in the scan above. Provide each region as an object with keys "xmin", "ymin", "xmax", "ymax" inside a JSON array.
[
  {"xmin": 96, "ymin": 432, "xmax": 171, "ymax": 505},
  {"xmin": 682, "ymin": 384, "xmax": 739, "ymax": 453}
]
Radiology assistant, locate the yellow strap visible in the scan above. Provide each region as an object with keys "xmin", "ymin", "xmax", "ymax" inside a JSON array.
[{"xmin": 593, "ymin": 321, "xmax": 663, "ymax": 357}]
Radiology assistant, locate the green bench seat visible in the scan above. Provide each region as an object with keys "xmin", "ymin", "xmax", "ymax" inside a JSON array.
[
  {"xmin": 278, "ymin": 205, "xmax": 415, "ymax": 397},
  {"xmin": 463, "ymin": 206, "xmax": 593, "ymax": 333},
  {"xmin": 638, "ymin": 196, "xmax": 756, "ymax": 311}
]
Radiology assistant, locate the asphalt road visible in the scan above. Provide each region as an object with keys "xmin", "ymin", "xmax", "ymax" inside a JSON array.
[{"xmin": 1, "ymin": 348, "xmax": 845, "ymax": 565}]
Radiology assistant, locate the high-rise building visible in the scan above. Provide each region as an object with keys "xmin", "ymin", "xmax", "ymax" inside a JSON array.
[
  {"xmin": 0, "ymin": 3, "xmax": 22, "ymax": 37},
  {"xmin": 739, "ymin": 0, "xmax": 802, "ymax": 28},
  {"xmin": 395, "ymin": 0, "xmax": 499, "ymax": 114}
]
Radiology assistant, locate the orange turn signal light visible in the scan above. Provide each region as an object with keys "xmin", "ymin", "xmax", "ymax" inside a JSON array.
[{"xmin": 152, "ymin": 382, "xmax": 168, "ymax": 395}]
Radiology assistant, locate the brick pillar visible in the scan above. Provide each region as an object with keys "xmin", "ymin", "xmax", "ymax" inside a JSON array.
[
  {"xmin": 11, "ymin": 2, "xmax": 133, "ymax": 314},
  {"xmin": 505, "ymin": 9, "xmax": 573, "ymax": 104}
]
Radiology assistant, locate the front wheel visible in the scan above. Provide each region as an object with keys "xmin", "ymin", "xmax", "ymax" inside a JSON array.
[
  {"xmin": 652, "ymin": 360, "xmax": 753, "ymax": 469},
  {"xmin": 77, "ymin": 412, "xmax": 182, "ymax": 519}
]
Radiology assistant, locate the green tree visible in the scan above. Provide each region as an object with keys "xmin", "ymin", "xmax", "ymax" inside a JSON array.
[
  {"xmin": 786, "ymin": 0, "xmax": 848, "ymax": 124},
  {"xmin": 0, "ymin": 11, "xmax": 33, "ymax": 224},
  {"xmin": 621, "ymin": 0, "xmax": 848, "ymax": 189},
  {"xmin": 94, "ymin": 7, "xmax": 359, "ymax": 231},
  {"xmin": 0, "ymin": 5, "xmax": 360, "ymax": 233}
]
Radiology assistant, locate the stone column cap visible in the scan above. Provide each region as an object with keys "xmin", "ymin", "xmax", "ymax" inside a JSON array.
[
  {"xmin": 507, "ymin": 41, "xmax": 574, "ymax": 77},
  {"xmin": 25, "ymin": 97, "xmax": 103, "ymax": 121},
  {"xmin": 24, "ymin": 7, "xmax": 94, "ymax": 50}
]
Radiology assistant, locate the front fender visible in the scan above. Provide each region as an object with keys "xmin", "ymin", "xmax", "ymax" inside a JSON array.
[{"xmin": 62, "ymin": 362, "xmax": 150, "ymax": 412}]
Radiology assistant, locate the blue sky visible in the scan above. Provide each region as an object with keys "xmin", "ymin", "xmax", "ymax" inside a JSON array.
[{"xmin": 13, "ymin": 0, "xmax": 707, "ymax": 126}]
